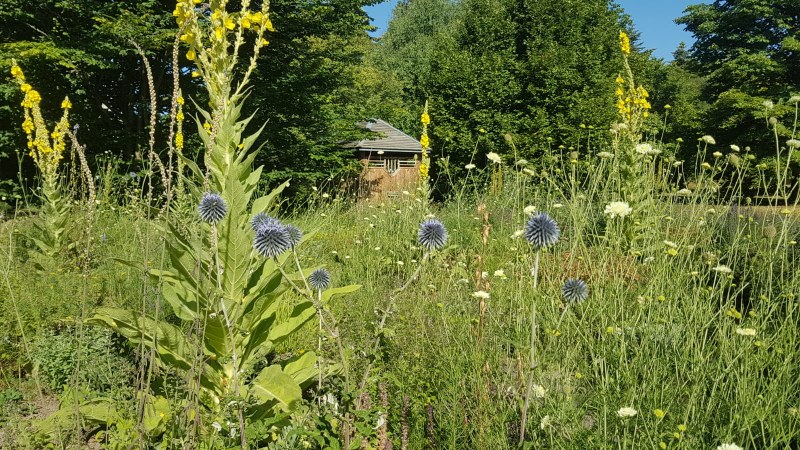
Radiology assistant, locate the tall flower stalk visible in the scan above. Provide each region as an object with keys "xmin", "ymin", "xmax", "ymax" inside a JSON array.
[{"xmin": 11, "ymin": 61, "xmax": 73, "ymax": 262}]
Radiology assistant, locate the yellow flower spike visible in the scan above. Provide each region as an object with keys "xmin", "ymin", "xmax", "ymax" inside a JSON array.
[
  {"xmin": 615, "ymin": 74, "xmax": 624, "ymax": 84},
  {"xmin": 177, "ymin": 96, "xmax": 185, "ymax": 106},
  {"xmin": 224, "ymin": 17, "xmax": 235, "ymax": 30},
  {"xmin": 186, "ymin": 49, "xmax": 196, "ymax": 61},
  {"xmin": 619, "ymin": 30, "xmax": 631, "ymax": 56},
  {"xmin": 211, "ymin": 9, "xmax": 222, "ymax": 21},
  {"xmin": 176, "ymin": 111, "xmax": 185, "ymax": 121},
  {"xmin": 22, "ymin": 119, "xmax": 34, "ymax": 134},
  {"xmin": 420, "ymin": 134, "xmax": 430, "ymax": 148},
  {"xmin": 11, "ymin": 64, "xmax": 25, "ymax": 80},
  {"xmin": 20, "ymin": 83, "xmax": 31, "ymax": 93},
  {"xmin": 61, "ymin": 97, "xmax": 72, "ymax": 109},
  {"xmin": 421, "ymin": 112, "xmax": 430, "ymax": 125}
]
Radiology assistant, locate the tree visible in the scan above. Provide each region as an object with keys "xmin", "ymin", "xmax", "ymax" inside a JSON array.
[
  {"xmin": 0, "ymin": 0, "xmax": 381, "ymax": 202},
  {"xmin": 676, "ymin": 0, "xmax": 800, "ymax": 152},
  {"xmin": 375, "ymin": 0, "xmax": 663, "ymax": 195}
]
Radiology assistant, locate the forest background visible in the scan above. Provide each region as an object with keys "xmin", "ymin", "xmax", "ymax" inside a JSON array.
[{"xmin": 0, "ymin": 0, "xmax": 798, "ymax": 201}]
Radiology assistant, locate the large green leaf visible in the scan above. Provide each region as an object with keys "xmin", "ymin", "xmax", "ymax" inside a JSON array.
[
  {"xmin": 267, "ymin": 301, "xmax": 315, "ymax": 346},
  {"xmin": 249, "ymin": 365, "xmax": 302, "ymax": 411},
  {"xmin": 321, "ymin": 285, "xmax": 363, "ymax": 304}
]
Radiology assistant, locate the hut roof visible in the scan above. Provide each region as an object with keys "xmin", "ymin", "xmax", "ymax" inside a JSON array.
[{"xmin": 350, "ymin": 119, "xmax": 423, "ymax": 154}]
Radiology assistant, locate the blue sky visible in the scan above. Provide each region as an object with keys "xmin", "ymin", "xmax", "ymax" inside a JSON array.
[{"xmin": 364, "ymin": 0, "xmax": 703, "ymax": 61}]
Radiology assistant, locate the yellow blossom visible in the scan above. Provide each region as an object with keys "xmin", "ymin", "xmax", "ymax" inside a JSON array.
[
  {"xmin": 421, "ymin": 112, "xmax": 430, "ymax": 125},
  {"xmin": 215, "ymin": 27, "xmax": 224, "ymax": 40},
  {"xmin": 175, "ymin": 133, "xmax": 184, "ymax": 149},
  {"xmin": 420, "ymin": 134, "xmax": 430, "ymax": 149},
  {"xmin": 259, "ymin": 38, "xmax": 269, "ymax": 47},
  {"xmin": 177, "ymin": 96, "xmax": 185, "ymax": 106},
  {"xmin": 10, "ymin": 65, "xmax": 25, "ymax": 80},
  {"xmin": 241, "ymin": 17, "xmax": 251, "ymax": 29},
  {"xmin": 22, "ymin": 119, "xmax": 34, "ymax": 134},
  {"xmin": 654, "ymin": 409, "xmax": 666, "ymax": 419},
  {"xmin": 61, "ymin": 97, "xmax": 72, "ymax": 109},
  {"xmin": 619, "ymin": 31, "xmax": 631, "ymax": 56},
  {"xmin": 224, "ymin": 17, "xmax": 235, "ymax": 30},
  {"xmin": 203, "ymin": 121, "xmax": 212, "ymax": 132},
  {"xmin": 20, "ymin": 83, "xmax": 32, "ymax": 93},
  {"xmin": 263, "ymin": 16, "xmax": 275, "ymax": 32},
  {"xmin": 186, "ymin": 49, "xmax": 196, "ymax": 61},
  {"xmin": 191, "ymin": 71, "xmax": 201, "ymax": 78}
]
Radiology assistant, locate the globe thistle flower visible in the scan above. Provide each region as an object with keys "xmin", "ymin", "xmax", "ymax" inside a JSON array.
[
  {"xmin": 199, "ymin": 192, "xmax": 227, "ymax": 224},
  {"xmin": 285, "ymin": 224, "xmax": 303, "ymax": 247},
  {"xmin": 254, "ymin": 224, "xmax": 291, "ymax": 258},
  {"xmin": 418, "ymin": 219, "xmax": 448, "ymax": 251},
  {"xmin": 561, "ymin": 279, "xmax": 589, "ymax": 304},
  {"xmin": 524, "ymin": 212, "xmax": 560, "ymax": 249},
  {"xmin": 250, "ymin": 212, "xmax": 282, "ymax": 232},
  {"xmin": 308, "ymin": 268, "xmax": 331, "ymax": 291}
]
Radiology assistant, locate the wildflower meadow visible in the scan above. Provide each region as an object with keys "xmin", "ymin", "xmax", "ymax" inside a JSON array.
[{"xmin": 1, "ymin": 0, "xmax": 799, "ymax": 449}]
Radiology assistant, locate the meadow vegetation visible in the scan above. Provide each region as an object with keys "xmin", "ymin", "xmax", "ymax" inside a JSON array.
[{"xmin": 1, "ymin": 0, "xmax": 800, "ymax": 449}]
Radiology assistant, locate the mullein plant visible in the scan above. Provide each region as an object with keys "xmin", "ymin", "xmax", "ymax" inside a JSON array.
[
  {"xmin": 10, "ymin": 62, "xmax": 73, "ymax": 265},
  {"xmin": 609, "ymin": 31, "xmax": 659, "ymax": 251},
  {"xmin": 89, "ymin": 1, "xmax": 360, "ymax": 448},
  {"xmin": 419, "ymin": 101, "xmax": 432, "ymax": 203}
]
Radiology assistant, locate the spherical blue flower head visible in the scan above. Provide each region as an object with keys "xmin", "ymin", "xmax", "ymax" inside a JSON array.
[
  {"xmin": 198, "ymin": 192, "xmax": 227, "ymax": 224},
  {"xmin": 250, "ymin": 212, "xmax": 282, "ymax": 232},
  {"xmin": 418, "ymin": 219, "xmax": 448, "ymax": 251},
  {"xmin": 285, "ymin": 224, "xmax": 303, "ymax": 248},
  {"xmin": 525, "ymin": 212, "xmax": 560, "ymax": 249},
  {"xmin": 253, "ymin": 224, "xmax": 291, "ymax": 258},
  {"xmin": 308, "ymin": 268, "xmax": 331, "ymax": 291},
  {"xmin": 562, "ymin": 278, "xmax": 589, "ymax": 304}
]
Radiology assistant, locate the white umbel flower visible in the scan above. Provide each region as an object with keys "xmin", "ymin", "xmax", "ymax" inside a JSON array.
[
  {"xmin": 717, "ymin": 443, "xmax": 743, "ymax": 450},
  {"xmin": 472, "ymin": 291, "xmax": 490, "ymax": 300},
  {"xmin": 487, "ymin": 152, "xmax": 502, "ymax": 164},
  {"xmin": 635, "ymin": 143, "xmax": 653, "ymax": 154},
  {"xmin": 617, "ymin": 407, "xmax": 637, "ymax": 418},
  {"xmin": 604, "ymin": 201, "xmax": 633, "ymax": 219}
]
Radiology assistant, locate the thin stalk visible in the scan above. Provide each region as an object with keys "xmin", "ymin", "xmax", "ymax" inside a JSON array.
[{"xmin": 213, "ymin": 224, "xmax": 246, "ymax": 450}]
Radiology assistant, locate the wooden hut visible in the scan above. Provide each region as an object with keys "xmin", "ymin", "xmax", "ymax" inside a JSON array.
[{"xmin": 351, "ymin": 119, "xmax": 423, "ymax": 199}]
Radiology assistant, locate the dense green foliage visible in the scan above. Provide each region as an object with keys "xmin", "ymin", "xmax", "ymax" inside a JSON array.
[
  {"xmin": 0, "ymin": 0, "xmax": 379, "ymax": 200},
  {"xmin": 677, "ymin": 0, "xmax": 800, "ymax": 152},
  {"xmin": 2, "ymin": 1, "xmax": 800, "ymax": 447}
]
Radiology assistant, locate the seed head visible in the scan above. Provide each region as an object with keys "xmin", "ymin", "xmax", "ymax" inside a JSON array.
[
  {"xmin": 524, "ymin": 212, "xmax": 560, "ymax": 249},
  {"xmin": 251, "ymin": 212, "xmax": 282, "ymax": 232},
  {"xmin": 309, "ymin": 268, "xmax": 331, "ymax": 291},
  {"xmin": 198, "ymin": 192, "xmax": 227, "ymax": 224},
  {"xmin": 561, "ymin": 279, "xmax": 589, "ymax": 304},
  {"xmin": 285, "ymin": 223, "xmax": 303, "ymax": 247},
  {"xmin": 418, "ymin": 219, "xmax": 448, "ymax": 251},
  {"xmin": 254, "ymin": 224, "xmax": 291, "ymax": 258}
]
